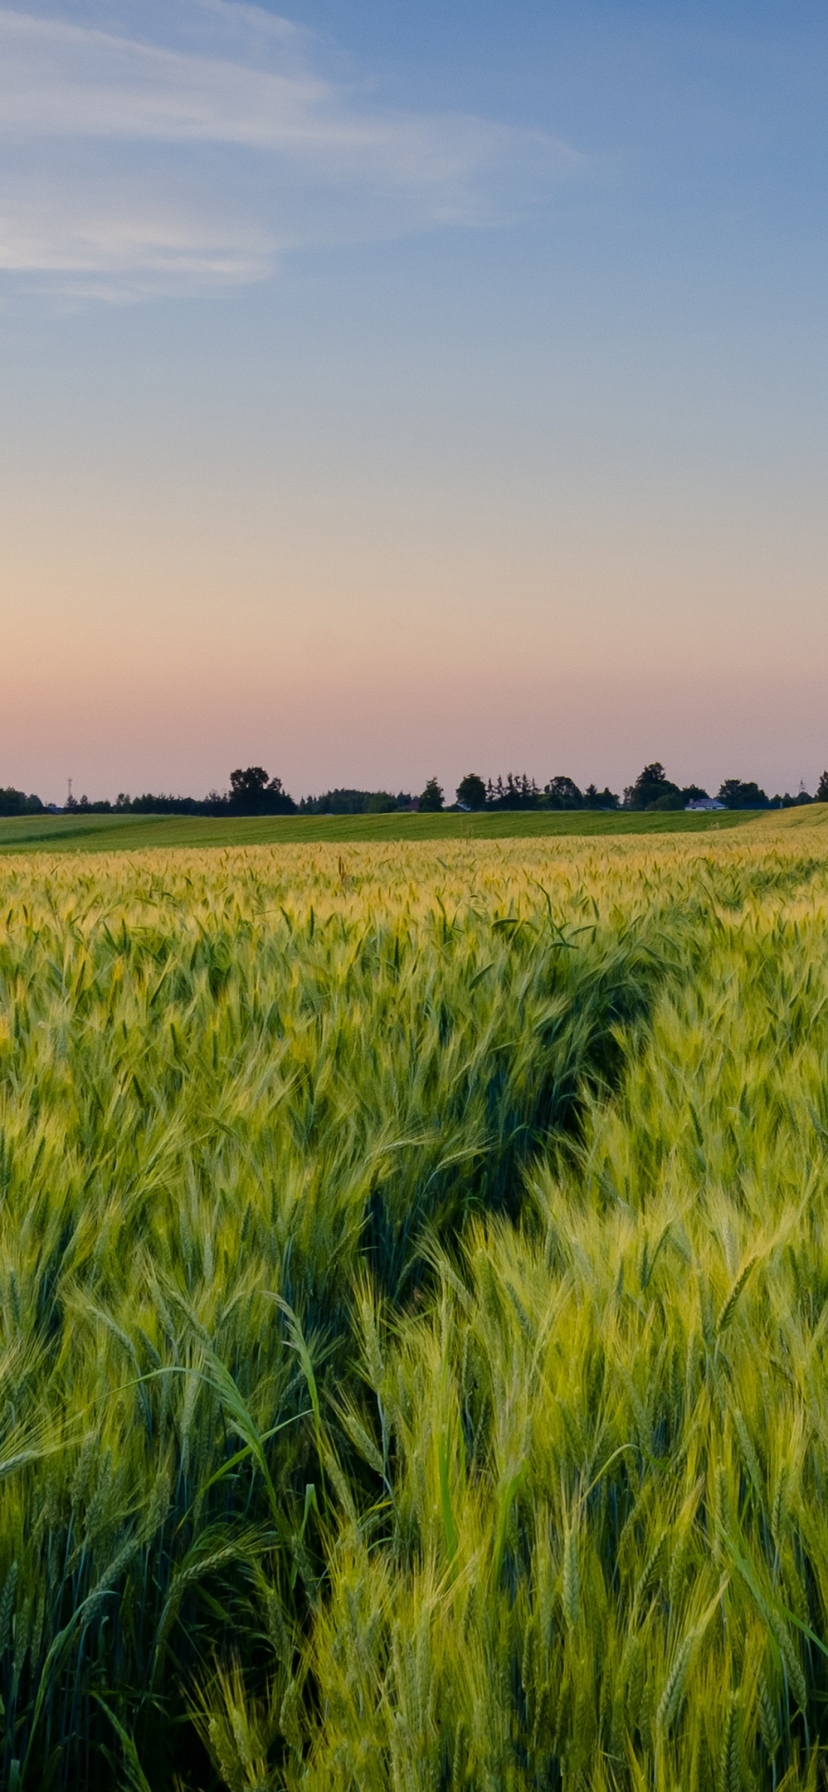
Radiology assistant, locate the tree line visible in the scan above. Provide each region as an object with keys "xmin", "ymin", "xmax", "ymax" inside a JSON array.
[
  {"xmin": 441, "ymin": 763, "xmax": 828, "ymax": 812},
  {"xmin": 3, "ymin": 760, "xmax": 828, "ymax": 819}
]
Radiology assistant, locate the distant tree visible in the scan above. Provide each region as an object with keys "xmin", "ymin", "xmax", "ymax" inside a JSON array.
[
  {"xmin": 544, "ymin": 775, "xmax": 583, "ymax": 810},
  {"xmin": 130, "ymin": 792, "xmax": 210, "ymax": 815},
  {"xmin": 647, "ymin": 792, "xmax": 685, "ymax": 811},
  {"xmin": 817, "ymin": 771, "xmax": 828, "ymax": 802},
  {"xmin": 519, "ymin": 774, "xmax": 540, "ymax": 809},
  {"xmin": 774, "ymin": 781, "xmax": 813, "ymax": 808},
  {"xmin": 717, "ymin": 779, "xmax": 769, "ymax": 809},
  {"xmin": 419, "ymin": 777, "xmax": 444, "ymax": 812},
  {"xmin": 0, "ymin": 787, "xmax": 44, "ymax": 815},
  {"xmin": 681, "ymin": 785, "xmax": 709, "ymax": 804},
  {"xmin": 624, "ymin": 763, "xmax": 680, "ymax": 810},
  {"xmin": 299, "ymin": 788, "xmax": 406, "ymax": 815},
  {"xmin": 486, "ymin": 773, "xmax": 541, "ymax": 811},
  {"xmin": 230, "ymin": 767, "xmax": 270, "ymax": 798},
  {"xmin": 228, "ymin": 768, "xmax": 296, "ymax": 815},
  {"xmin": 456, "ymin": 773, "xmax": 487, "ymax": 810},
  {"xmin": 583, "ymin": 784, "xmax": 620, "ymax": 810}
]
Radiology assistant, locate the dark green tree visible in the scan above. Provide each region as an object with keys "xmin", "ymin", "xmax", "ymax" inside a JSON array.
[
  {"xmin": 298, "ymin": 789, "xmax": 413, "ymax": 815},
  {"xmin": 647, "ymin": 792, "xmax": 685, "ymax": 811},
  {"xmin": 544, "ymin": 775, "xmax": 583, "ymax": 810},
  {"xmin": 716, "ymin": 779, "xmax": 769, "ymax": 809},
  {"xmin": 419, "ymin": 777, "xmax": 444, "ymax": 812},
  {"xmin": 456, "ymin": 773, "xmax": 487, "ymax": 810},
  {"xmin": 230, "ymin": 767, "xmax": 269, "ymax": 798},
  {"xmin": 583, "ymin": 784, "xmax": 620, "ymax": 810},
  {"xmin": 817, "ymin": 771, "xmax": 828, "ymax": 803},
  {"xmin": 623, "ymin": 763, "xmax": 680, "ymax": 810},
  {"xmin": 228, "ymin": 768, "xmax": 296, "ymax": 815},
  {"xmin": 0, "ymin": 787, "xmax": 43, "ymax": 816},
  {"xmin": 486, "ymin": 773, "xmax": 540, "ymax": 810}
]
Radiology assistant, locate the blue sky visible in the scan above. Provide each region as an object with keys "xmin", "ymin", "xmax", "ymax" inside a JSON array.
[{"xmin": 1, "ymin": 0, "xmax": 826, "ymax": 802}]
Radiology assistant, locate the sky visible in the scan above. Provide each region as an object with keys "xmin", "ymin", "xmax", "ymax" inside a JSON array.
[{"xmin": 1, "ymin": 0, "xmax": 827, "ymax": 804}]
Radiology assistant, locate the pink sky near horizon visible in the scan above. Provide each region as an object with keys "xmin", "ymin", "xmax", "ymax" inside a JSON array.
[{"xmin": 3, "ymin": 443, "xmax": 827, "ymax": 804}]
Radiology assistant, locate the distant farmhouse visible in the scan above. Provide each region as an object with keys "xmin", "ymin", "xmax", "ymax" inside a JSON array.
[{"xmin": 685, "ymin": 797, "xmax": 725, "ymax": 811}]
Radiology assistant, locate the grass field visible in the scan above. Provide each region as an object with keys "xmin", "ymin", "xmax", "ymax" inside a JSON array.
[
  {"xmin": 3, "ymin": 824, "xmax": 828, "ymax": 1788},
  {"xmin": 0, "ymin": 804, "xmax": 766, "ymax": 853}
]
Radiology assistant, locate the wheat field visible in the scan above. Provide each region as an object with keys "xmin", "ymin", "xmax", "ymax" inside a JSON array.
[{"xmin": 2, "ymin": 826, "xmax": 828, "ymax": 1788}]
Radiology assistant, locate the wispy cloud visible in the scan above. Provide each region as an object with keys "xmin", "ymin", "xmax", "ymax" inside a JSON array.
[{"xmin": 0, "ymin": 2, "xmax": 581, "ymax": 296}]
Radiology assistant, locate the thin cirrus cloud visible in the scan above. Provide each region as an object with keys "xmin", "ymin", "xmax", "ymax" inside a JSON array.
[{"xmin": 0, "ymin": 1, "xmax": 582, "ymax": 296}]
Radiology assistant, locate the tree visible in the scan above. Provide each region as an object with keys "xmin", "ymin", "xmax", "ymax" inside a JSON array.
[
  {"xmin": 583, "ymin": 784, "xmax": 620, "ymax": 810},
  {"xmin": 419, "ymin": 777, "xmax": 444, "ymax": 812},
  {"xmin": 228, "ymin": 768, "xmax": 296, "ymax": 815},
  {"xmin": 817, "ymin": 771, "xmax": 828, "ymax": 803},
  {"xmin": 716, "ymin": 779, "xmax": 769, "ymax": 809},
  {"xmin": 623, "ymin": 763, "xmax": 680, "ymax": 810},
  {"xmin": 230, "ymin": 767, "xmax": 270, "ymax": 798},
  {"xmin": 544, "ymin": 775, "xmax": 583, "ymax": 810},
  {"xmin": 485, "ymin": 773, "xmax": 540, "ymax": 811},
  {"xmin": 299, "ymin": 789, "xmax": 413, "ymax": 815},
  {"xmin": 0, "ymin": 787, "xmax": 43, "ymax": 816},
  {"xmin": 456, "ymin": 773, "xmax": 487, "ymax": 810}
]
